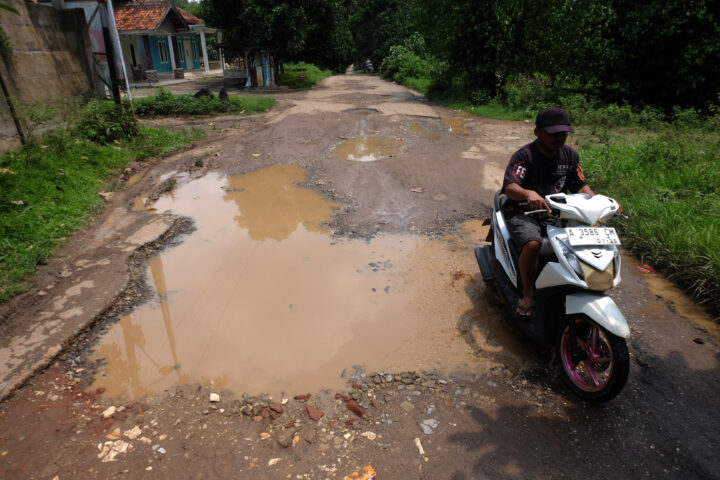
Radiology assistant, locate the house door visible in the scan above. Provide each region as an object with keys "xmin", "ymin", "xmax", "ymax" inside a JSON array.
[{"xmin": 183, "ymin": 40, "xmax": 193, "ymax": 69}]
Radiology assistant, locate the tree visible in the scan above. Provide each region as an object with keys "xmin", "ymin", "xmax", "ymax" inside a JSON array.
[
  {"xmin": 605, "ymin": 0, "xmax": 720, "ymax": 109},
  {"xmin": 298, "ymin": 0, "xmax": 354, "ymax": 71},
  {"xmin": 350, "ymin": 0, "xmax": 413, "ymax": 71},
  {"xmin": 203, "ymin": 0, "xmax": 353, "ymax": 70},
  {"xmin": 412, "ymin": 0, "xmax": 516, "ymax": 96},
  {"xmin": 169, "ymin": 0, "xmax": 204, "ymax": 18}
]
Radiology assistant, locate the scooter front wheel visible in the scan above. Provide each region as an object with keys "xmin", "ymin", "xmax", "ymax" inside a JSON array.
[{"xmin": 557, "ymin": 317, "xmax": 629, "ymax": 403}]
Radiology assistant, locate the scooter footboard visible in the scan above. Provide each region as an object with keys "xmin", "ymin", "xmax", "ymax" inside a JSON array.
[{"xmin": 565, "ymin": 293, "xmax": 630, "ymax": 338}]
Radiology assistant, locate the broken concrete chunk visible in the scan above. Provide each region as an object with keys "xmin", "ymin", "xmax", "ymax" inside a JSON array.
[
  {"xmin": 102, "ymin": 406, "xmax": 117, "ymax": 418},
  {"xmin": 123, "ymin": 426, "xmax": 142, "ymax": 440}
]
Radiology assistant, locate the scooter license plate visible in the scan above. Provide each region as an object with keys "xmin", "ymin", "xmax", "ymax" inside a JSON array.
[{"xmin": 566, "ymin": 227, "xmax": 621, "ymax": 246}]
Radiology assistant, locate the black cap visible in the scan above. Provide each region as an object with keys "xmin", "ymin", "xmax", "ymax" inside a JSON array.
[{"xmin": 536, "ymin": 108, "xmax": 575, "ymax": 133}]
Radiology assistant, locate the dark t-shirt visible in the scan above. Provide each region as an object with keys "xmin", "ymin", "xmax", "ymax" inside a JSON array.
[{"xmin": 502, "ymin": 141, "xmax": 587, "ymax": 210}]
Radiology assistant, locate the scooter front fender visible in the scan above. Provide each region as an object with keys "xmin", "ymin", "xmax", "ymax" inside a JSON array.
[{"xmin": 565, "ymin": 293, "xmax": 630, "ymax": 338}]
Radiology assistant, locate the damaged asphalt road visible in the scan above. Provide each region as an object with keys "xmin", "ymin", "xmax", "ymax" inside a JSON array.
[{"xmin": 0, "ymin": 75, "xmax": 718, "ymax": 479}]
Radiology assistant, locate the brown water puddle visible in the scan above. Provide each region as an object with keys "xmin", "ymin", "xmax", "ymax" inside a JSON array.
[
  {"xmin": 344, "ymin": 108, "xmax": 380, "ymax": 116},
  {"xmin": 126, "ymin": 171, "xmax": 146, "ymax": 188},
  {"xmin": 132, "ymin": 197, "xmax": 150, "ymax": 212},
  {"xmin": 90, "ymin": 166, "xmax": 528, "ymax": 400},
  {"xmin": 333, "ymin": 136, "xmax": 403, "ymax": 162},
  {"xmin": 642, "ymin": 271, "xmax": 720, "ymax": 339},
  {"xmin": 442, "ymin": 118, "xmax": 468, "ymax": 136},
  {"xmin": 411, "ymin": 123, "xmax": 442, "ymax": 140}
]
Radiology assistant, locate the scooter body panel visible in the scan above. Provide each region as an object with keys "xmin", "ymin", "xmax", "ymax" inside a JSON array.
[
  {"xmin": 565, "ymin": 293, "xmax": 630, "ymax": 338},
  {"xmin": 536, "ymin": 260, "xmax": 585, "ymax": 289},
  {"xmin": 492, "ymin": 210, "xmax": 518, "ymax": 288}
]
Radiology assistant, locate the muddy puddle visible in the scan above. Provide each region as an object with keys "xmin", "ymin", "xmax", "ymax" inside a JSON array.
[
  {"xmin": 640, "ymin": 268, "xmax": 720, "ymax": 339},
  {"xmin": 333, "ymin": 136, "xmax": 403, "ymax": 162},
  {"xmin": 442, "ymin": 118, "xmax": 468, "ymax": 136},
  {"xmin": 126, "ymin": 171, "xmax": 146, "ymax": 187},
  {"xmin": 90, "ymin": 165, "xmax": 529, "ymax": 400},
  {"xmin": 411, "ymin": 123, "xmax": 442, "ymax": 140}
]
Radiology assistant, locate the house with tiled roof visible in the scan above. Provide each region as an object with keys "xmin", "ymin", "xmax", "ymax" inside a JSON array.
[
  {"xmin": 36, "ymin": 0, "xmax": 217, "ymax": 85},
  {"xmin": 113, "ymin": 0, "xmax": 217, "ymax": 82}
]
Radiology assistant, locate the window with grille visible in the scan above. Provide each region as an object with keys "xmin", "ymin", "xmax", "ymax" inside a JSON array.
[{"xmin": 158, "ymin": 38, "xmax": 168, "ymax": 63}]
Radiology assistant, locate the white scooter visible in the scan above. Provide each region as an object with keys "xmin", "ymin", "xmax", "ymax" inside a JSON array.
[{"xmin": 475, "ymin": 190, "xmax": 630, "ymax": 402}]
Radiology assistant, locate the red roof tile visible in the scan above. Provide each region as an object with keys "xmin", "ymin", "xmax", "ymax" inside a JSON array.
[
  {"xmin": 114, "ymin": 1, "xmax": 190, "ymax": 32},
  {"xmin": 177, "ymin": 7, "xmax": 203, "ymax": 25}
]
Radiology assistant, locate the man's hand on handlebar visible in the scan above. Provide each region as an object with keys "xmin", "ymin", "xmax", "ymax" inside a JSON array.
[{"xmin": 525, "ymin": 190, "xmax": 550, "ymax": 213}]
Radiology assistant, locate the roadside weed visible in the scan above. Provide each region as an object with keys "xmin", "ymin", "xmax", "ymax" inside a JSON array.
[
  {"xmin": 0, "ymin": 127, "xmax": 202, "ymax": 302},
  {"xmin": 134, "ymin": 88, "xmax": 275, "ymax": 116},
  {"xmin": 581, "ymin": 134, "xmax": 720, "ymax": 315}
]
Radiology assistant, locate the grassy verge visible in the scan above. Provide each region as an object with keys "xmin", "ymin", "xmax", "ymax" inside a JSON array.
[
  {"xmin": 134, "ymin": 88, "xmax": 275, "ymax": 116},
  {"xmin": 0, "ymin": 126, "xmax": 203, "ymax": 302},
  {"xmin": 580, "ymin": 133, "xmax": 720, "ymax": 316},
  {"xmin": 278, "ymin": 62, "xmax": 333, "ymax": 88}
]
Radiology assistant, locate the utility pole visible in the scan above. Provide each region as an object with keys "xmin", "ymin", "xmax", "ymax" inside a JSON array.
[{"xmin": 104, "ymin": 0, "xmax": 133, "ymax": 113}]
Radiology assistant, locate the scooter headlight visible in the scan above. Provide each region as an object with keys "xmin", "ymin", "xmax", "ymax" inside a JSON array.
[{"xmin": 559, "ymin": 239, "xmax": 585, "ymax": 280}]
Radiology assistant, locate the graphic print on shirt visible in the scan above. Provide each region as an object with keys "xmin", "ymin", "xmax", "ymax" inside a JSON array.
[
  {"xmin": 513, "ymin": 163, "xmax": 527, "ymax": 182},
  {"xmin": 577, "ymin": 164, "xmax": 586, "ymax": 182}
]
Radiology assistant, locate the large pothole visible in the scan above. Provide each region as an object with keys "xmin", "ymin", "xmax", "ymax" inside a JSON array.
[{"xmin": 88, "ymin": 165, "xmax": 530, "ymax": 400}]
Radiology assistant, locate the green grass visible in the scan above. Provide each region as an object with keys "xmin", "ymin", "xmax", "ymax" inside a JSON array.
[
  {"xmin": 278, "ymin": 62, "xmax": 333, "ymax": 88},
  {"xmin": 134, "ymin": 88, "xmax": 275, "ymax": 116},
  {"xmin": 0, "ymin": 127, "xmax": 203, "ymax": 302},
  {"xmin": 401, "ymin": 76, "xmax": 432, "ymax": 95},
  {"xmin": 440, "ymin": 99, "xmax": 530, "ymax": 122},
  {"xmin": 581, "ymin": 133, "xmax": 720, "ymax": 316}
]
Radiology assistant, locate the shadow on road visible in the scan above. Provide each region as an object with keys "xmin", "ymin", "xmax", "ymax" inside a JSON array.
[{"xmin": 446, "ymin": 347, "xmax": 720, "ymax": 480}]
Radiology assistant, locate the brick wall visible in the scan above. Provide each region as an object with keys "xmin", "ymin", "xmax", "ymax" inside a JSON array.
[{"xmin": 0, "ymin": 0, "xmax": 94, "ymax": 154}]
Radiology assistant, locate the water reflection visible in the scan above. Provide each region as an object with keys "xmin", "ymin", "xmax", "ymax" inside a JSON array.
[
  {"xmin": 224, "ymin": 165, "xmax": 339, "ymax": 241},
  {"xmin": 333, "ymin": 136, "xmax": 403, "ymax": 162},
  {"xmin": 90, "ymin": 167, "xmax": 512, "ymax": 399}
]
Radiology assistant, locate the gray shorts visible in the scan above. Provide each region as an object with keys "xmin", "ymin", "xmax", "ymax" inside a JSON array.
[{"xmin": 506, "ymin": 214, "xmax": 546, "ymax": 247}]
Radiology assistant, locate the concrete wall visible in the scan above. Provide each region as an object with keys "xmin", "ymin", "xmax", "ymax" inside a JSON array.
[{"xmin": 0, "ymin": 0, "xmax": 94, "ymax": 154}]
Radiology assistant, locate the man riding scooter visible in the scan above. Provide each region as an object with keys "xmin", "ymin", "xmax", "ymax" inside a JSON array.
[{"xmin": 502, "ymin": 108, "xmax": 622, "ymax": 318}]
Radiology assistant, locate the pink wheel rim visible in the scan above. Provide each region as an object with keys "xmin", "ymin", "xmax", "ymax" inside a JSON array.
[{"xmin": 561, "ymin": 320, "xmax": 614, "ymax": 392}]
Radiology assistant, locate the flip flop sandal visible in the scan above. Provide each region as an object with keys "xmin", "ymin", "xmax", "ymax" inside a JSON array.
[{"xmin": 516, "ymin": 303, "xmax": 535, "ymax": 318}]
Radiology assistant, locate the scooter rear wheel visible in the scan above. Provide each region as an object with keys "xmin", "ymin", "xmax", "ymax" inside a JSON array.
[{"xmin": 557, "ymin": 317, "xmax": 629, "ymax": 403}]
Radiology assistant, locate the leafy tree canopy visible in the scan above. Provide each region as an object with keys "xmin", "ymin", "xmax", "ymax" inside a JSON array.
[
  {"xmin": 200, "ymin": 0, "xmax": 719, "ymax": 110},
  {"xmin": 202, "ymin": 0, "xmax": 354, "ymax": 70}
]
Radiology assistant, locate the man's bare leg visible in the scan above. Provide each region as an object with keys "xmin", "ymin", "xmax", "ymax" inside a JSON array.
[{"xmin": 517, "ymin": 240, "xmax": 540, "ymax": 316}]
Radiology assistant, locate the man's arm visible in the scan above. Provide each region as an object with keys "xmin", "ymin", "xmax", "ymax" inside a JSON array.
[
  {"xmin": 505, "ymin": 182, "xmax": 550, "ymax": 212},
  {"xmin": 578, "ymin": 185, "xmax": 595, "ymax": 196}
]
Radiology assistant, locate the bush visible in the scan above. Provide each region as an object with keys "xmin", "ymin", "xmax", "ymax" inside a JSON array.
[
  {"xmin": 378, "ymin": 33, "xmax": 442, "ymax": 90},
  {"xmin": 278, "ymin": 62, "xmax": 332, "ymax": 89},
  {"xmin": 133, "ymin": 87, "xmax": 275, "ymax": 116},
  {"xmin": 500, "ymin": 75, "xmax": 556, "ymax": 115},
  {"xmin": 75, "ymin": 99, "xmax": 138, "ymax": 144},
  {"xmin": 671, "ymin": 106, "xmax": 702, "ymax": 129}
]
